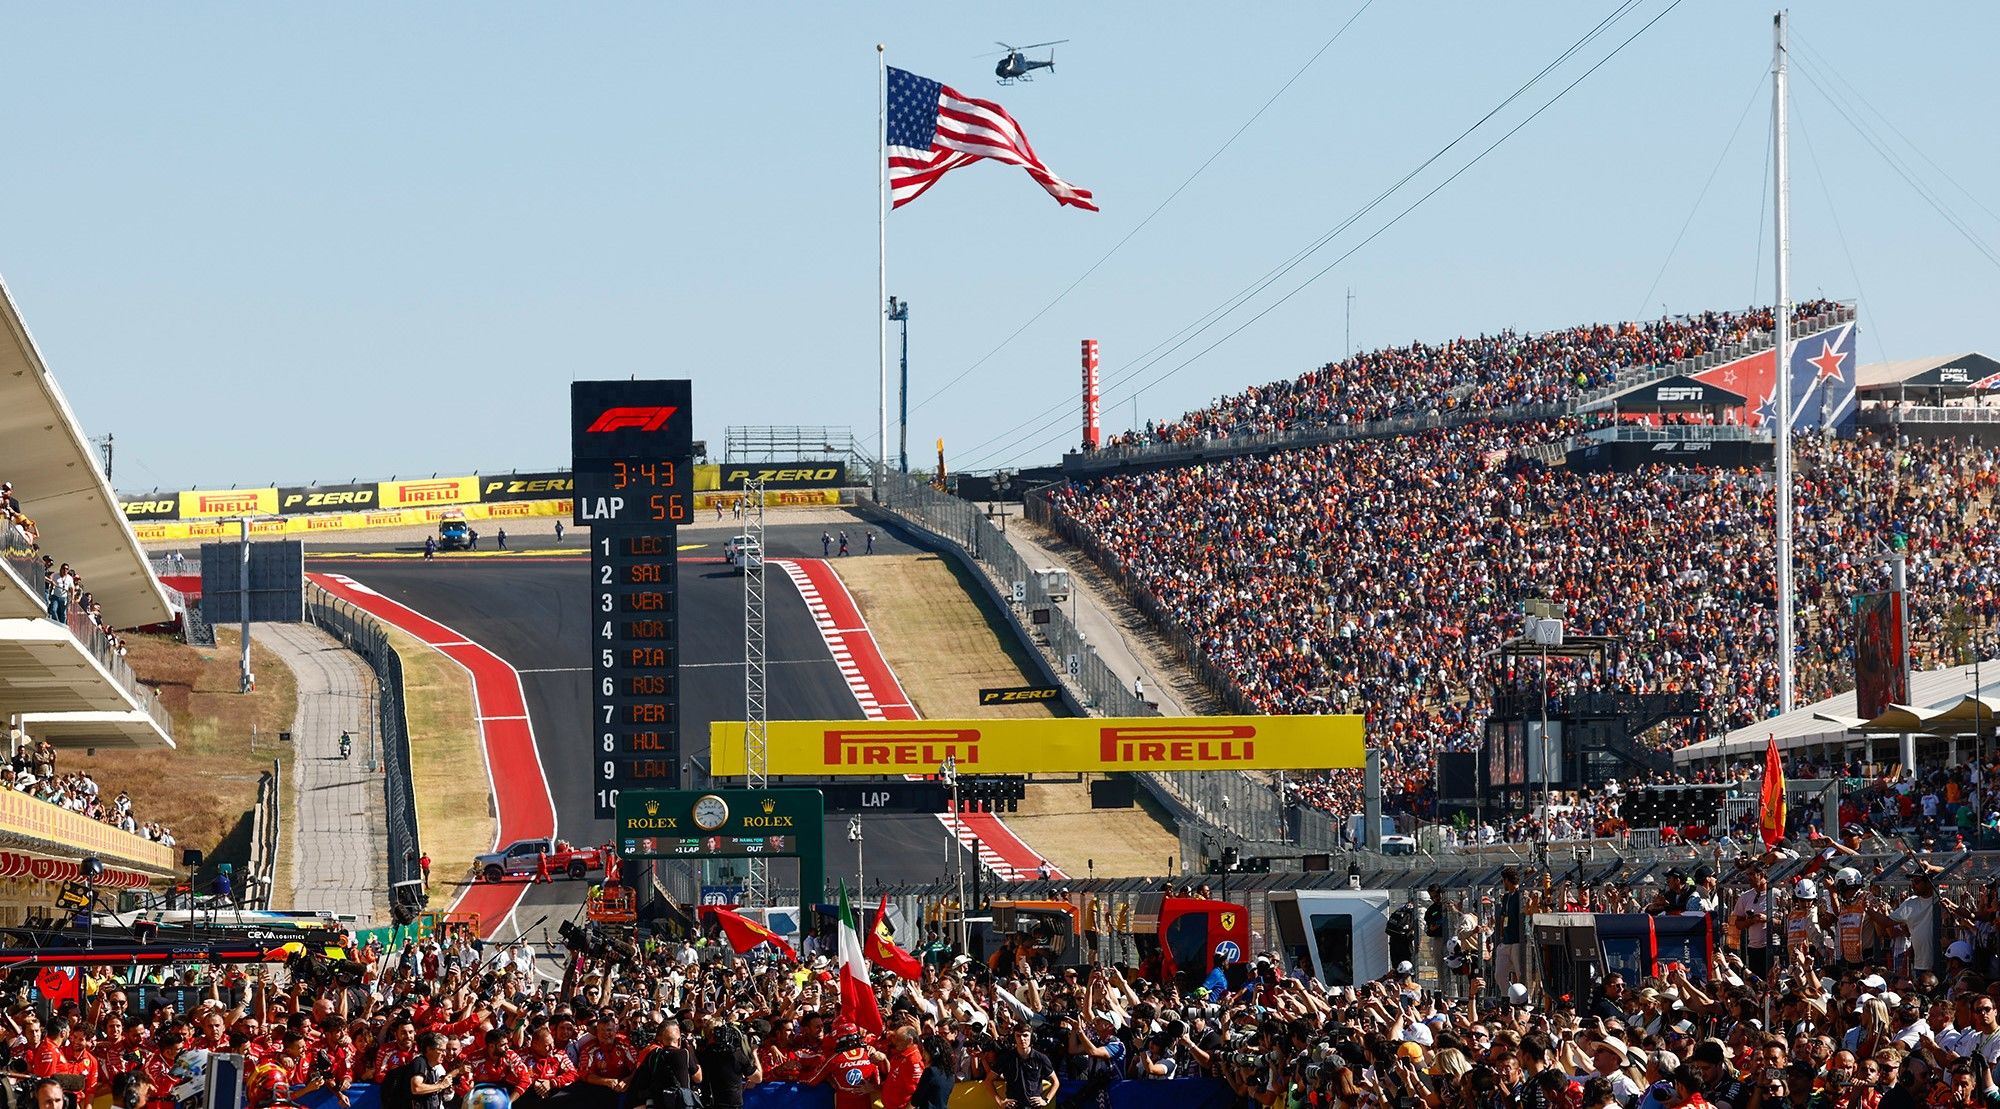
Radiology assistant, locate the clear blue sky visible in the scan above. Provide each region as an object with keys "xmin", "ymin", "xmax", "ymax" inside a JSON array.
[{"xmin": 2, "ymin": 2, "xmax": 1994, "ymax": 491}]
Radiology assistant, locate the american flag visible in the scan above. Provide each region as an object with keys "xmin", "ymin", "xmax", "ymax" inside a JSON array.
[{"xmin": 886, "ymin": 66, "xmax": 1097, "ymax": 211}]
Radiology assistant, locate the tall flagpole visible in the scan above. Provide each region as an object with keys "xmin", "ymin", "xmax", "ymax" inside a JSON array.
[
  {"xmin": 877, "ymin": 45, "xmax": 889, "ymax": 500},
  {"xmin": 1772, "ymin": 11, "xmax": 1795, "ymax": 713}
]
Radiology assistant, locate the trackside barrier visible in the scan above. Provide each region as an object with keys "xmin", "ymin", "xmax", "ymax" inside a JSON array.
[
  {"xmin": 293, "ymin": 1076, "xmax": 1243, "ymax": 1109},
  {"xmin": 245, "ymin": 759, "xmax": 280, "ymax": 910},
  {"xmin": 304, "ymin": 584, "xmax": 424, "ymax": 920},
  {"xmin": 866, "ymin": 473, "xmax": 1340, "ymax": 858}
]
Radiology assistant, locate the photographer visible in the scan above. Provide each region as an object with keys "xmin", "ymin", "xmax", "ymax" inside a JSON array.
[{"xmin": 695, "ymin": 1014, "xmax": 760, "ymax": 1109}]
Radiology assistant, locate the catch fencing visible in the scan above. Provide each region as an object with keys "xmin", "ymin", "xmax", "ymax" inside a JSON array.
[
  {"xmin": 870, "ymin": 473, "xmax": 1340, "ymax": 858},
  {"xmin": 304, "ymin": 583, "xmax": 425, "ymax": 918}
]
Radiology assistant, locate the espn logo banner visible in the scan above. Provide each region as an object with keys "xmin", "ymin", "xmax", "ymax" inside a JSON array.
[
  {"xmin": 177, "ymin": 487, "xmax": 279, "ymax": 519},
  {"xmin": 709, "ymin": 715, "xmax": 1364, "ymax": 776},
  {"xmin": 479, "ymin": 471, "xmax": 575, "ymax": 503},
  {"xmin": 376, "ymin": 475, "xmax": 479, "ymax": 510},
  {"xmin": 978, "ymin": 685, "xmax": 1062, "ymax": 706}
]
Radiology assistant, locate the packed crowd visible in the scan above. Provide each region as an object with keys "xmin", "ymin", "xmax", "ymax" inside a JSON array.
[
  {"xmin": 15, "ymin": 842, "xmax": 2000, "ymax": 1109},
  {"xmin": 1, "ymin": 738, "xmax": 174, "ymax": 845},
  {"xmin": 1046, "ymin": 424, "xmax": 2000, "ymax": 822},
  {"xmin": 1100, "ymin": 301, "xmax": 1844, "ymax": 450}
]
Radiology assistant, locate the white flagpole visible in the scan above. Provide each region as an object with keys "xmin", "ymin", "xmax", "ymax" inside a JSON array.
[{"xmin": 877, "ymin": 45, "xmax": 889, "ymax": 501}]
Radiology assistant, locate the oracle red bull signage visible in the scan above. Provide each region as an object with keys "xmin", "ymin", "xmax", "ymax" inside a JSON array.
[{"xmin": 708, "ymin": 715, "xmax": 1364, "ymax": 777}]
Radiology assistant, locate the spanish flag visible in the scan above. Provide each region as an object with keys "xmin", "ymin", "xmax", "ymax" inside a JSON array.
[
  {"xmin": 1759, "ymin": 734, "xmax": 1786, "ymax": 848},
  {"xmin": 709, "ymin": 906, "xmax": 798, "ymax": 962}
]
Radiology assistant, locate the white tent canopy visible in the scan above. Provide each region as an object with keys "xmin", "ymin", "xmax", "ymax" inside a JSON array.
[{"xmin": 1675, "ymin": 657, "xmax": 2000, "ymax": 765}]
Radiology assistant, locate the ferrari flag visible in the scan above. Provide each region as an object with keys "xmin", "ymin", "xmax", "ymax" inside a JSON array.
[
  {"xmin": 864, "ymin": 894, "xmax": 923, "ymax": 980},
  {"xmin": 1759, "ymin": 734, "xmax": 1786, "ymax": 848},
  {"xmin": 709, "ymin": 906, "xmax": 798, "ymax": 962},
  {"xmin": 886, "ymin": 66, "xmax": 1097, "ymax": 211}
]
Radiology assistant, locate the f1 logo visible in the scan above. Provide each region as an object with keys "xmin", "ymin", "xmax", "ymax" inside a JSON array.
[{"xmin": 586, "ymin": 406, "xmax": 678, "ymax": 433}]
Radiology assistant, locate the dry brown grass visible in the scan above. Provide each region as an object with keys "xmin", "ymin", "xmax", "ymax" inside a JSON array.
[
  {"xmin": 831, "ymin": 553, "xmax": 1180, "ymax": 877},
  {"xmin": 112, "ymin": 629, "xmax": 299, "ymax": 867},
  {"xmin": 389, "ymin": 629, "xmax": 493, "ymax": 897}
]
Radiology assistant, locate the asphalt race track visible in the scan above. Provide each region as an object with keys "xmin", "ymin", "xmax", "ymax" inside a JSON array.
[{"xmin": 308, "ymin": 522, "xmax": 960, "ymax": 926}]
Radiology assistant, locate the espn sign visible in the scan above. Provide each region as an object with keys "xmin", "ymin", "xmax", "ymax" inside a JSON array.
[
  {"xmin": 1655, "ymin": 387, "xmax": 1706, "ymax": 402},
  {"xmin": 710, "ymin": 715, "xmax": 1365, "ymax": 777},
  {"xmin": 376, "ymin": 476, "xmax": 478, "ymax": 510}
]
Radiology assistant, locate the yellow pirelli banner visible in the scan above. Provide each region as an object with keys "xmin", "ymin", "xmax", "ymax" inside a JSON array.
[
  {"xmin": 178, "ymin": 487, "xmax": 279, "ymax": 519},
  {"xmin": 376, "ymin": 475, "xmax": 481, "ymax": 509},
  {"xmin": 709, "ymin": 716, "xmax": 1365, "ymax": 777}
]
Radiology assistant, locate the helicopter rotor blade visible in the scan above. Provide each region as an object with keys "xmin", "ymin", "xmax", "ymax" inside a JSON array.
[{"xmin": 1013, "ymin": 39, "xmax": 1069, "ymax": 51}]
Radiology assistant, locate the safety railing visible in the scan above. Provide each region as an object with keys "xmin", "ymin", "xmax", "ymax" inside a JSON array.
[
  {"xmin": 871, "ymin": 473, "xmax": 1341, "ymax": 855},
  {"xmin": 245, "ymin": 760, "xmax": 280, "ymax": 910},
  {"xmin": 304, "ymin": 583, "xmax": 424, "ymax": 917},
  {"xmin": 1580, "ymin": 423, "xmax": 1768, "ymax": 443},
  {"xmin": 1861, "ymin": 404, "xmax": 2000, "ymax": 425},
  {"xmin": 61, "ymin": 606, "xmax": 171, "ymax": 731},
  {"xmin": 1064, "ymin": 403, "xmax": 1571, "ymax": 475}
]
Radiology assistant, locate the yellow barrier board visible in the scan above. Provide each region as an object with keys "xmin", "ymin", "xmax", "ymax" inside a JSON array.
[
  {"xmin": 177, "ymin": 487, "xmax": 278, "ymax": 519},
  {"xmin": 694, "ymin": 489, "xmax": 840, "ymax": 510},
  {"xmin": 376, "ymin": 475, "xmax": 480, "ymax": 509},
  {"xmin": 131, "ymin": 491, "xmax": 839, "ymax": 542},
  {"xmin": 132, "ymin": 499, "xmax": 574, "ymax": 543},
  {"xmin": 709, "ymin": 715, "xmax": 1365, "ymax": 777}
]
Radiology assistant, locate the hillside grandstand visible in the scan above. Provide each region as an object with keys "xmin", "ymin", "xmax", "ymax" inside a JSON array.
[{"xmin": 1035, "ymin": 302, "xmax": 1999, "ymax": 830}]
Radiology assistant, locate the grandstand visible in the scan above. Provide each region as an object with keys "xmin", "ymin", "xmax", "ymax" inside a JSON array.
[
  {"xmin": 0, "ymin": 280, "xmax": 180, "ymax": 917},
  {"xmin": 1032, "ymin": 301, "xmax": 1997, "ymax": 831}
]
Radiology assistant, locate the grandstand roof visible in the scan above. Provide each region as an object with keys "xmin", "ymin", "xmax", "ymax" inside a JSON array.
[
  {"xmin": 0, "ymin": 279, "xmax": 172, "ymax": 626},
  {"xmin": 1675, "ymin": 656, "xmax": 2000, "ymax": 765},
  {"xmin": 1856, "ymin": 352, "xmax": 2000, "ymax": 393}
]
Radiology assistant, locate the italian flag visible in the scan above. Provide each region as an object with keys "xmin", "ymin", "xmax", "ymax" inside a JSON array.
[{"xmin": 837, "ymin": 882, "xmax": 885, "ymax": 1033}]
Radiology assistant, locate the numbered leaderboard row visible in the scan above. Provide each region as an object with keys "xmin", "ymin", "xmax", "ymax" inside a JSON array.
[{"xmin": 591, "ymin": 528, "xmax": 682, "ymax": 819}]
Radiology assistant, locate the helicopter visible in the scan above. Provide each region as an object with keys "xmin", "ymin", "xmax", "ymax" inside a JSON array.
[{"xmin": 987, "ymin": 40, "xmax": 1068, "ymax": 85}]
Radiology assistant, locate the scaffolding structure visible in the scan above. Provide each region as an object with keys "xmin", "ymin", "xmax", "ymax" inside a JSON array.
[
  {"xmin": 724, "ymin": 426, "xmax": 856, "ymax": 463},
  {"xmin": 741, "ymin": 479, "xmax": 770, "ymax": 903}
]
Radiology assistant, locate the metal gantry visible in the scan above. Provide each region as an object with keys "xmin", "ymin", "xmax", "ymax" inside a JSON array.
[{"xmin": 742, "ymin": 479, "xmax": 770, "ymax": 903}]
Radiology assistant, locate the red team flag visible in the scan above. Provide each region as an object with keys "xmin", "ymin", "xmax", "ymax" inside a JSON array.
[
  {"xmin": 886, "ymin": 66, "xmax": 1097, "ymax": 211},
  {"xmin": 1759, "ymin": 734, "xmax": 1786, "ymax": 848},
  {"xmin": 864, "ymin": 893, "xmax": 924, "ymax": 980},
  {"xmin": 709, "ymin": 906, "xmax": 799, "ymax": 962}
]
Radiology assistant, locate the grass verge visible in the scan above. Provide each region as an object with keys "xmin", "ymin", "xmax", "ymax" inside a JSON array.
[
  {"xmin": 830, "ymin": 552, "xmax": 1181, "ymax": 877},
  {"xmin": 387, "ymin": 628, "xmax": 493, "ymax": 898},
  {"xmin": 119, "ymin": 629, "xmax": 299, "ymax": 880}
]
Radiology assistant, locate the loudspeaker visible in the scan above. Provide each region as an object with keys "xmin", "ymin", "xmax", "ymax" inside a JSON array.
[{"xmin": 181, "ymin": 849, "xmax": 204, "ymax": 869}]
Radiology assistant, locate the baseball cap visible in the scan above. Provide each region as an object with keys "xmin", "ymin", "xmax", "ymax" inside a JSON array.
[
  {"xmin": 1861, "ymin": 973, "xmax": 1887, "ymax": 991},
  {"xmin": 1949, "ymin": 940, "xmax": 1975, "ymax": 961}
]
